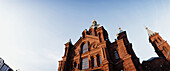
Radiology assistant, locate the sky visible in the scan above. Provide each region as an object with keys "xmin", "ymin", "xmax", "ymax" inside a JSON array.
[{"xmin": 0, "ymin": 0, "xmax": 170, "ymax": 71}]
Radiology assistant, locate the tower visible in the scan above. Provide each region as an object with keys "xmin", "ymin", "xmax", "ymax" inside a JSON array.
[
  {"xmin": 146, "ymin": 27, "xmax": 170, "ymax": 62},
  {"xmin": 115, "ymin": 28, "xmax": 143, "ymax": 71}
]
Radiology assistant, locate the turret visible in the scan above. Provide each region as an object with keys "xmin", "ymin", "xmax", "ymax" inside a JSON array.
[{"xmin": 146, "ymin": 27, "xmax": 170, "ymax": 61}]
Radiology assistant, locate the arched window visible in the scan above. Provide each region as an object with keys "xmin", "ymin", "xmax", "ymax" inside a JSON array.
[
  {"xmin": 82, "ymin": 43, "xmax": 88, "ymax": 53},
  {"xmin": 82, "ymin": 57, "xmax": 88, "ymax": 69}
]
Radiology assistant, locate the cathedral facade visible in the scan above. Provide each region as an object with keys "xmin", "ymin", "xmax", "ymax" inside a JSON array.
[{"xmin": 58, "ymin": 20, "xmax": 170, "ymax": 71}]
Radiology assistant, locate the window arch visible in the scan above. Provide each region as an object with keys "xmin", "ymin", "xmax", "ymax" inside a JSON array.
[{"xmin": 82, "ymin": 43, "xmax": 88, "ymax": 54}]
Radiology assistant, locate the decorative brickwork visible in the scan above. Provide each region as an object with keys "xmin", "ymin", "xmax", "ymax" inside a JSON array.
[{"xmin": 58, "ymin": 21, "xmax": 170, "ymax": 71}]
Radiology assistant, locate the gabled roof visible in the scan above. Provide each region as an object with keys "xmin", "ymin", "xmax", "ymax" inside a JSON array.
[{"xmin": 74, "ymin": 37, "xmax": 83, "ymax": 47}]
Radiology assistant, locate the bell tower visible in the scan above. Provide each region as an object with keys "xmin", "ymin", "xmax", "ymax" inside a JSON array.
[{"xmin": 146, "ymin": 27, "xmax": 170, "ymax": 61}]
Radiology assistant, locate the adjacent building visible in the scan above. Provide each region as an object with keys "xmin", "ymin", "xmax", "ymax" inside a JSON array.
[
  {"xmin": 0, "ymin": 58, "xmax": 13, "ymax": 71},
  {"xmin": 58, "ymin": 20, "xmax": 170, "ymax": 71}
]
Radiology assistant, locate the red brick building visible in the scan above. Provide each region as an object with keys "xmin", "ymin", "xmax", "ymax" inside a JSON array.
[{"xmin": 58, "ymin": 20, "xmax": 170, "ymax": 71}]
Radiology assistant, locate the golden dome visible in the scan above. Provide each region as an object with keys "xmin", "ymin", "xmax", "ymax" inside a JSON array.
[
  {"xmin": 119, "ymin": 27, "xmax": 121, "ymax": 30},
  {"xmin": 92, "ymin": 20, "xmax": 97, "ymax": 25}
]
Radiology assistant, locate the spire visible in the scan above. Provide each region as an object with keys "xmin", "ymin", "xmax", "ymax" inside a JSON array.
[
  {"xmin": 145, "ymin": 27, "xmax": 157, "ymax": 37},
  {"xmin": 68, "ymin": 39, "xmax": 72, "ymax": 44}
]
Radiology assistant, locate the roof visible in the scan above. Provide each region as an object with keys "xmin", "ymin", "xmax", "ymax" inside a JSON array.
[
  {"xmin": 145, "ymin": 27, "xmax": 157, "ymax": 37},
  {"xmin": 146, "ymin": 57, "xmax": 163, "ymax": 61}
]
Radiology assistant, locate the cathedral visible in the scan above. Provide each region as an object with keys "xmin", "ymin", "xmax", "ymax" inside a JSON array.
[{"xmin": 58, "ymin": 20, "xmax": 170, "ymax": 71}]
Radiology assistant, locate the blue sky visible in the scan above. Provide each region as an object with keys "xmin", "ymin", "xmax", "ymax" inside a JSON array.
[{"xmin": 0, "ymin": 0, "xmax": 170, "ymax": 71}]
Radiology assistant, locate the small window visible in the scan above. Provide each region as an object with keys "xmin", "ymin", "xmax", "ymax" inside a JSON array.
[
  {"xmin": 114, "ymin": 51, "xmax": 119, "ymax": 59},
  {"xmin": 91, "ymin": 31, "xmax": 93, "ymax": 36},
  {"xmin": 99, "ymin": 56, "xmax": 102, "ymax": 64},
  {"xmin": 93, "ymin": 45, "xmax": 95, "ymax": 48},
  {"xmin": 99, "ymin": 33, "xmax": 102, "ymax": 42},
  {"xmin": 92, "ymin": 57, "xmax": 96, "ymax": 67},
  {"xmin": 158, "ymin": 37, "xmax": 162, "ymax": 42},
  {"xmin": 74, "ymin": 62, "xmax": 77, "ymax": 68},
  {"xmin": 155, "ymin": 39, "xmax": 158, "ymax": 43},
  {"xmin": 163, "ymin": 46, "xmax": 168, "ymax": 53},
  {"xmin": 98, "ymin": 56, "xmax": 102, "ymax": 65},
  {"xmin": 95, "ymin": 32, "xmax": 97, "ymax": 36}
]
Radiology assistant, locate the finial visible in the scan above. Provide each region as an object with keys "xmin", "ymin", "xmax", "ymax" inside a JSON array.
[
  {"xmin": 118, "ymin": 27, "xmax": 123, "ymax": 33},
  {"xmin": 145, "ymin": 26, "xmax": 148, "ymax": 30},
  {"xmin": 92, "ymin": 18, "xmax": 97, "ymax": 25},
  {"xmin": 119, "ymin": 27, "xmax": 121, "ymax": 30}
]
